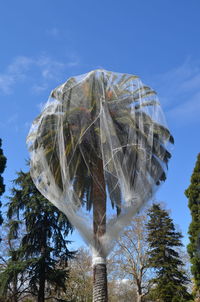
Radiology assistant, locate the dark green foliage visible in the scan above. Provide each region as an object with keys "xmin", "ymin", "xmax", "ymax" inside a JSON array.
[
  {"xmin": 185, "ymin": 153, "xmax": 200, "ymax": 295},
  {"xmin": 1, "ymin": 170, "xmax": 75, "ymax": 302},
  {"xmin": 0, "ymin": 139, "xmax": 7, "ymax": 228},
  {"xmin": 146, "ymin": 203, "xmax": 192, "ymax": 302}
]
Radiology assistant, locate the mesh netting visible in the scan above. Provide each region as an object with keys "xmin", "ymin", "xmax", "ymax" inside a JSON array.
[{"xmin": 27, "ymin": 69, "xmax": 173, "ymax": 260}]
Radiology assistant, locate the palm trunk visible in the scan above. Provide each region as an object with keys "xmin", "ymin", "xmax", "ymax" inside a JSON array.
[
  {"xmin": 93, "ymin": 263, "xmax": 108, "ymax": 302},
  {"xmin": 92, "ymin": 158, "xmax": 108, "ymax": 302}
]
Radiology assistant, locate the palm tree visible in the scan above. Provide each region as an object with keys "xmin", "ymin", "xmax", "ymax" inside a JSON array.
[{"xmin": 27, "ymin": 69, "xmax": 174, "ymax": 302}]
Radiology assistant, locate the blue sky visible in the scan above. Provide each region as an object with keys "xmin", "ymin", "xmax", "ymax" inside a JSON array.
[{"xmin": 0, "ymin": 0, "xmax": 200, "ymax": 248}]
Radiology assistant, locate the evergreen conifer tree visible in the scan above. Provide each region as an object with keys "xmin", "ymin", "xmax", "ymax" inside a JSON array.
[
  {"xmin": 146, "ymin": 203, "xmax": 192, "ymax": 302},
  {"xmin": 0, "ymin": 139, "xmax": 7, "ymax": 233},
  {"xmin": 0, "ymin": 170, "xmax": 75, "ymax": 302},
  {"xmin": 185, "ymin": 153, "xmax": 200, "ymax": 300}
]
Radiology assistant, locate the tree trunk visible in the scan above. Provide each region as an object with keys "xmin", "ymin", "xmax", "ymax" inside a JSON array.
[
  {"xmin": 38, "ymin": 250, "xmax": 46, "ymax": 302},
  {"xmin": 38, "ymin": 269, "xmax": 45, "ymax": 302},
  {"xmin": 11, "ymin": 252, "xmax": 18, "ymax": 302},
  {"xmin": 136, "ymin": 278, "xmax": 144, "ymax": 302},
  {"xmin": 195, "ymin": 290, "xmax": 200, "ymax": 302},
  {"xmin": 12, "ymin": 275, "xmax": 18, "ymax": 302},
  {"xmin": 93, "ymin": 263, "xmax": 108, "ymax": 302},
  {"xmin": 92, "ymin": 158, "xmax": 108, "ymax": 302},
  {"xmin": 137, "ymin": 294, "xmax": 143, "ymax": 302},
  {"xmin": 38, "ymin": 218, "xmax": 47, "ymax": 302}
]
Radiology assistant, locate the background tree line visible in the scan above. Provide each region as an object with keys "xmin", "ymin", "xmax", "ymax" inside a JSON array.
[{"xmin": 0, "ymin": 140, "xmax": 199, "ymax": 302}]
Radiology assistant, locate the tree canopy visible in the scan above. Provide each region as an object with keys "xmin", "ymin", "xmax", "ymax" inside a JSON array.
[
  {"xmin": 185, "ymin": 153, "xmax": 200, "ymax": 299},
  {"xmin": 0, "ymin": 170, "xmax": 75, "ymax": 302},
  {"xmin": 0, "ymin": 139, "xmax": 7, "ymax": 231},
  {"xmin": 146, "ymin": 203, "xmax": 192, "ymax": 302}
]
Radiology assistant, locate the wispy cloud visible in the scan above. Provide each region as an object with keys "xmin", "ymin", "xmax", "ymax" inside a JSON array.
[
  {"xmin": 0, "ymin": 56, "xmax": 33, "ymax": 94},
  {"xmin": 0, "ymin": 54, "xmax": 80, "ymax": 95},
  {"xmin": 46, "ymin": 27, "xmax": 60, "ymax": 37},
  {"xmin": 32, "ymin": 83, "xmax": 48, "ymax": 93},
  {"xmin": 46, "ymin": 27, "xmax": 72, "ymax": 41},
  {"xmin": 167, "ymin": 91, "xmax": 200, "ymax": 123},
  {"xmin": 7, "ymin": 113, "xmax": 19, "ymax": 124},
  {"xmin": 151, "ymin": 58, "xmax": 200, "ymax": 125},
  {"xmin": 36, "ymin": 55, "xmax": 66, "ymax": 80},
  {"xmin": 0, "ymin": 112, "xmax": 20, "ymax": 132},
  {"xmin": 0, "ymin": 74, "xmax": 15, "ymax": 94}
]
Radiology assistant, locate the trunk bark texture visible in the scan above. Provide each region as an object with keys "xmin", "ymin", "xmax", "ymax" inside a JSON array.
[
  {"xmin": 92, "ymin": 158, "xmax": 108, "ymax": 302},
  {"xmin": 38, "ymin": 261, "xmax": 45, "ymax": 302},
  {"xmin": 137, "ymin": 294, "xmax": 143, "ymax": 302},
  {"xmin": 93, "ymin": 263, "xmax": 108, "ymax": 302},
  {"xmin": 38, "ymin": 217, "xmax": 47, "ymax": 302},
  {"xmin": 195, "ymin": 290, "xmax": 200, "ymax": 302},
  {"xmin": 136, "ymin": 278, "xmax": 144, "ymax": 302},
  {"xmin": 11, "ymin": 252, "xmax": 18, "ymax": 302},
  {"xmin": 12, "ymin": 276, "xmax": 18, "ymax": 302}
]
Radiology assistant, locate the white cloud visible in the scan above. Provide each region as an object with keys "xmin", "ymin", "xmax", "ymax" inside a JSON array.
[
  {"xmin": 32, "ymin": 83, "xmax": 48, "ymax": 94},
  {"xmin": 7, "ymin": 56, "xmax": 33, "ymax": 76},
  {"xmin": 46, "ymin": 27, "xmax": 60, "ymax": 37},
  {"xmin": 0, "ymin": 54, "xmax": 80, "ymax": 95},
  {"xmin": 67, "ymin": 56, "xmax": 80, "ymax": 67},
  {"xmin": 0, "ymin": 56, "xmax": 35, "ymax": 94},
  {"xmin": 0, "ymin": 56, "xmax": 33, "ymax": 94},
  {"xmin": 46, "ymin": 27, "xmax": 72, "ymax": 41},
  {"xmin": 7, "ymin": 113, "xmax": 19, "ymax": 124},
  {"xmin": 152, "ymin": 58, "xmax": 200, "ymax": 125},
  {"xmin": 36, "ymin": 55, "xmax": 66, "ymax": 80},
  {"xmin": 0, "ymin": 74, "xmax": 15, "ymax": 94},
  {"xmin": 0, "ymin": 113, "xmax": 20, "ymax": 133},
  {"xmin": 168, "ymin": 91, "xmax": 200, "ymax": 121}
]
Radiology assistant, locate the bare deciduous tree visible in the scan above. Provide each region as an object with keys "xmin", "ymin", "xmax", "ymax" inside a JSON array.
[
  {"xmin": 61, "ymin": 247, "xmax": 93, "ymax": 302},
  {"xmin": 109, "ymin": 214, "xmax": 153, "ymax": 302}
]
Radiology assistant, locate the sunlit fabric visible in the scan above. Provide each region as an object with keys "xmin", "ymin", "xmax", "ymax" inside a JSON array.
[{"xmin": 27, "ymin": 70, "xmax": 173, "ymax": 258}]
